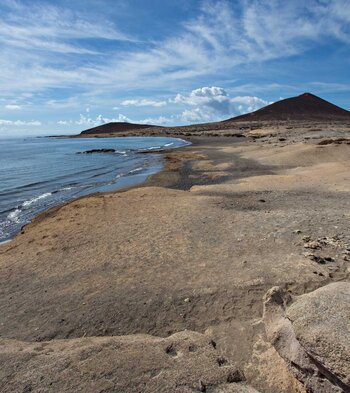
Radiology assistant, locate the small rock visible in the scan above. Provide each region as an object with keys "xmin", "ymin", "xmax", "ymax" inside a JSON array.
[
  {"xmin": 227, "ymin": 369, "xmax": 245, "ymax": 383},
  {"xmin": 304, "ymin": 241, "xmax": 321, "ymax": 249},
  {"xmin": 199, "ymin": 379, "xmax": 206, "ymax": 392},
  {"xmin": 324, "ymin": 256, "xmax": 334, "ymax": 262},
  {"xmin": 184, "ymin": 298, "xmax": 190, "ymax": 303},
  {"xmin": 217, "ymin": 357, "xmax": 229, "ymax": 367},
  {"xmin": 303, "ymin": 252, "xmax": 315, "ymax": 258}
]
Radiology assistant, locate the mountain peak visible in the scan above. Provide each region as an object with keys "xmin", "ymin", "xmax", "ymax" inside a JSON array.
[{"xmin": 226, "ymin": 93, "xmax": 350, "ymax": 122}]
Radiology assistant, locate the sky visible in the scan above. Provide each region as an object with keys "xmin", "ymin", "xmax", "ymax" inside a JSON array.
[{"xmin": 0, "ymin": 0, "xmax": 350, "ymax": 136}]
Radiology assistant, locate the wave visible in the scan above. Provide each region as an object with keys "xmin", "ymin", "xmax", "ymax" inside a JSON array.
[
  {"xmin": 7, "ymin": 209, "xmax": 21, "ymax": 223},
  {"xmin": 22, "ymin": 192, "xmax": 52, "ymax": 207},
  {"xmin": 129, "ymin": 167, "xmax": 143, "ymax": 173},
  {"xmin": 7, "ymin": 192, "xmax": 52, "ymax": 222},
  {"xmin": 0, "ymin": 167, "xmax": 103, "ymax": 198},
  {"xmin": 59, "ymin": 186, "xmax": 74, "ymax": 191}
]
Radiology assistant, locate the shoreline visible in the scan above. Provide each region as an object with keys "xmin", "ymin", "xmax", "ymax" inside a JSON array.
[
  {"xmin": 2, "ymin": 137, "xmax": 211, "ymax": 246},
  {"xmin": 0, "ymin": 137, "xmax": 193, "ymax": 246}
]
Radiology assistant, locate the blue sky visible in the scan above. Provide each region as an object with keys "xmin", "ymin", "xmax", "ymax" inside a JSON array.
[{"xmin": 0, "ymin": 0, "xmax": 350, "ymax": 136}]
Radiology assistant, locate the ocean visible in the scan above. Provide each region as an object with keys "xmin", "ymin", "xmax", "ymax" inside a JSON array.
[{"xmin": 0, "ymin": 136, "xmax": 189, "ymax": 242}]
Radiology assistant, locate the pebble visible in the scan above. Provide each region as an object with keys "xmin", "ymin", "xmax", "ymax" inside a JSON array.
[{"xmin": 304, "ymin": 241, "xmax": 321, "ymax": 249}]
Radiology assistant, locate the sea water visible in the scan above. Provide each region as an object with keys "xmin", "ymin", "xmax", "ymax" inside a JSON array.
[{"xmin": 0, "ymin": 136, "xmax": 189, "ymax": 242}]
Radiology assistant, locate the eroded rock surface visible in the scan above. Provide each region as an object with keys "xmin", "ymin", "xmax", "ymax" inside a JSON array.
[
  {"xmin": 263, "ymin": 283, "xmax": 350, "ymax": 393},
  {"xmin": 0, "ymin": 330, "xmax": 259, "ymax": 393}
]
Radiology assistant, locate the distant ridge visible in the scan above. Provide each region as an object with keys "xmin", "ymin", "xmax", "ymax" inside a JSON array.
[
  {"xmin": 80, "ymin": 122, "xmax": 158, "ymax": 135},
  {"xmin": 225, "ymin": 93, "xmax": 350, "ymax": 122}
]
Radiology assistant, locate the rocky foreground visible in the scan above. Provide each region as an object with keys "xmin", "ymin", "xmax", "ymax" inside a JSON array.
[
  {"xmin": 1, "ymin": 122, "xmax": 350, "ymax": 392},
  {"xmin": 264, "ymin": 283, "xmax": 350, "ymax": 393},
  {"xmin": 1, "ymin": 331, "xmax": 256, "ymax": 393}
]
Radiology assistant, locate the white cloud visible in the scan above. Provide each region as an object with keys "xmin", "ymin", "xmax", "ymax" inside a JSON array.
[
  {"xmin": 0, "ymin": 2, "xmax": 133, "ymax": 55},
  {"xmin": 120, "ymin": 99, "xmax": 167, "ymax": 108},
  {"xmin": 181, "ymin": 108, "xmax": 213, "ymax": 123},
  {"xmin": 0, "ymin": 119, "xmax": 41, "ymax": 126},
  {"xmin": 1, "ymin": 0, "xmax": 349, "ymax": 99},
  {"xmin": 138, "ymin": 116, "xmax": 173, "ymax": 125},
  {"xmin": 5, "ymin": 104, "xmax": 21, "ymax": 110},
  {"xmin": 59, "ymin": 113, "xmax": 133, "ymax": 127},
  {"xmin": 174, "ymin": 87, "xmax": 231, "ymax": 114},
  {"xmin": 76, "ymin": 114, "xmax": 105, "ymax": 126},
  {"xmin": 173, "ymin": 86, "xmax": 271, "ymax": 122},
  {"xmin": 45, "ymin": 97, "xmax": 80, "ymax": 109},
  {"xmin": 57, "ymin": 113, "xmax": 172, "ymax": 128},
  {"xmin": 55, "ymin": 86, "xmax": 271, "ymax": 129},
  {"xmin": 112, "ymin": 86, "xmax": 271, "ymax": 126},
  {"xmin": 230, "ymin": 96, "xmax": 272, "ymax": 113}
]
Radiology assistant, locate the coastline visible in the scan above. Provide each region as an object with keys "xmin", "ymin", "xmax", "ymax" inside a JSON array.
[
  {"xmin": 0, "ymin": 137, "xmax": 192, "ymax": 244},
  {"xmin": 3, "ymin": 135, "xmax": 246, "ymax": 243},
  {"xmin": 1, "ymin": 128, "xmax": 349, "ymax": 392}
]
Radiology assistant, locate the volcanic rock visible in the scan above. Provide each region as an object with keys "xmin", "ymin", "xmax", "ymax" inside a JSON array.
[
  {"xmin": 263, "ymin": 283, "xmax": 350, "ymax": 393},
  {"xmin": 77, "ymin": 148, "xmax": 116, "ymax": 154}
]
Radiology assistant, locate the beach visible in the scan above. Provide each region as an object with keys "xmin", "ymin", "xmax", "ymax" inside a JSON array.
[{"xmin": 1, "ymin": 125, "xmax": 350, "ymax": 392}]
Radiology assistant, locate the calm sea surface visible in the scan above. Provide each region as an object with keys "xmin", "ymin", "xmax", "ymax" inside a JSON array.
[{"xmin": 0, "ymin": 136, "xmax": 189, "ymax": 242}]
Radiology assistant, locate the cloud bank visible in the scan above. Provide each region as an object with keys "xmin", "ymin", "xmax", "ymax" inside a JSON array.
[{"xmin": 56, "ymin": 86, "xmax": 270, "ymax": 127}]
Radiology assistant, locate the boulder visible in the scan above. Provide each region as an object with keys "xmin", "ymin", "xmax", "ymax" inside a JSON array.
[{"xmin": 263, "ymin": 282, "xmax": 350, "ymax": 393}]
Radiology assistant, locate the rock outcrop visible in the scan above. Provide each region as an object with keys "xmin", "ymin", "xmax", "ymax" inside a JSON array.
[
  {"xmin": 263, "ymin": 282, "xmax": 350, "ymax": 393},
  {"xmin": 77, "ymin": 148, "xmax": 116, "ymax": 154}
]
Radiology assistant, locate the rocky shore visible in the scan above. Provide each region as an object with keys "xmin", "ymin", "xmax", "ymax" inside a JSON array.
[{"xmin": 1, "ymin": 122, "xmax": 349, "ymax": 392}]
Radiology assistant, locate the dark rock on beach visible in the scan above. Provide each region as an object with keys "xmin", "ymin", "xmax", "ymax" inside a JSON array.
[{"xmin": 77, "ymin": 148, "xmax": 116, "ymax": 154}]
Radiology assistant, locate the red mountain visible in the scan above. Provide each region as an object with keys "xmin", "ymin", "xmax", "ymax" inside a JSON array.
[{"xmin": 225, "ymin": 93, "xmax": 350, "ymax": 122}]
